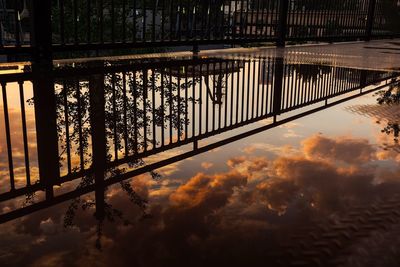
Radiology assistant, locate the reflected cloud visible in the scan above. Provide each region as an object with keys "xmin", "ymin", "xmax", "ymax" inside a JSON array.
[
  {"xmin": 3, "ymin": 133, "xmax": 400, "ymax": 266},
  {"xmin": 169, "ymin": 171, "xmax": 247, "ymax": 208},
  {"xmin": 200, "ymin": 162, "xmax": 214, "ymax": 170},
  {"xmin": 302, "ymin": 134, "xmax": 376, "ymax": 164},
  {"xmin": 242, "ymin": 143, "xmax": 298, "ymax": 155}
]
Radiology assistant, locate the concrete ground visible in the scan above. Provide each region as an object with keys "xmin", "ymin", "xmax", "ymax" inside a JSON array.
[
  {"xmin": 54, "ymin": 39, "xmax": 400, "ymax": 73},
  {"xmin": 211, "ymin": 39, "xmax": 400, "ymax": 72}
]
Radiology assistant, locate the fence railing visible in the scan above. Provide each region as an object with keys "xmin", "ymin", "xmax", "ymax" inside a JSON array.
[
  {"xmin": 0, "ymin": 0, "xmax": 399, "ymax": 61},
  {"xmin": 0, "ymin": 55, "xmax": 399, "ymax": 222}
]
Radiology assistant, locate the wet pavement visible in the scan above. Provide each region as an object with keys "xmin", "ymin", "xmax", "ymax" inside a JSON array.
[{"xmin": 0, "ymin": 39, "xmax": 400, "ymax": 267}]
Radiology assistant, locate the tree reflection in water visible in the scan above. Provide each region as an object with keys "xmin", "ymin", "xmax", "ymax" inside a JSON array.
[
  {"xmin": 374, "ymin": 80, "xmax": 400, "ymax": 144},
  {"xmin": 50, "ymin": 61, "xmax": 198, "ymax": 248}
]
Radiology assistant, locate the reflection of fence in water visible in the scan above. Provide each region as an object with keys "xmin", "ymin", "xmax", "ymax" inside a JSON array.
[{"xmin": 0, "ymin": 57, "xmax": 398, "ymax": 223}]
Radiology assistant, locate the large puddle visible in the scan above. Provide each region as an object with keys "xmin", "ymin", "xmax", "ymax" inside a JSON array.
[{"xmin": 0, "ymin": 54, "xmax": 400, "ymax": 266}]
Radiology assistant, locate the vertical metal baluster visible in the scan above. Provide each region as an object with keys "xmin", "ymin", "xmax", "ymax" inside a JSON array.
[
  {"xmin": 63, "ymin": 81, "xmax": 71, "ymax": 174},
  {"xmin": 244, "ymin": 0, "xmax": 250, "ymax": 39},
  {"xmin": 73, "ymin": 0, "xmax": 78, "ymax": 43},
  {"xmin": 133, "ymin": 0, "xmax": 137, "ymax": 43},
  {"xmin": 220, "ymin": 1, "xmax": 226, "ymax": 40},
  {"xmin": 259, "ymin": 0, "xmax": 265, "ymax": 38},
  {"xmin": 316, "ymin": 66, "xmax": 321, "ymax": 100},
  {"xmin": 142, "ymin": 0, "xmax": 146, "ymax": 42},
  {"xmin": 224, "ymin": 61, "xmax": 229, "ymax": 128},
  {"xmin": 199, "ymin": 63, "xmax": 203, "ymax": 135},
  {"xmin": 227, "ymin": 0, "xmax": 232, "ymax": 40},
  {"xmin": 290, "ymin": 64, "xmax": 296, "ymax": 108},
  {"xmin": 188, "ymin": 2, "xmax": 198, "ymax": 40},
  {"xmin": 233, "ymin": 0, "xmax": 238, "ymax": 41},
  {"xmin": 199, "ymin": 2, "xmax": 204, "ymax": 41},
  {"xmin": 122, "ymin": 0, "xmax": 127, "ymax": 42},
  {"xmin": 230, "ymin": 60, "xmax": 235, "ymax": 126},
  {"xmin": 192, "ymin": 63, "xmax": 196, "ymax": 138},
  {"xmin": 260, "ymin": 59, "xmax": 266, "ymax": 115},
  {"xmin": 253, "ymin": 0, "xmax": 259, "ymax": 39},
  {"xmin": 212, "ymin": 62, "xmax": 216, "ymax": 131},
  {"xmin": 169, "ymin": 67, "xmax": 173, "ymax": 144},
  {"xmin": 270, "ymin": 0, "xmax": 276, "ymax": 40},
  {"xmin": 152, "ymin": 69, "xmax": 156, "ymax": 149},
  {"xmin": 255, "ymin": 58, "xmax": 260, "ymax": 118},
  {"xmin": 255, "ymin": 57, "xmax": 262, "ymax": 118},
  {"xmin": 18, "ymin": 81, "xmax": 30, "ymax": 186},
  {"xmin": 240, "ymin": 59, "xmax": 246, "ymax": 122},
  {"xmin": 161, "ymin": 0, "xmax": 165, "ymax": 42},
  {"xmin": 246, "ymin": 59, "xmax": 251, "ymax": 120},
  {"xmin": 309, "ymin": 0, "xmax": 315, "ymax": 38},
  {"xmin": 205, "ymin": 62, "xmax": 210, "ymax": 133},
  {"xmin": 308, "ymin": 0, "xmax": 314, "ymax": 38},
  {"xmin": 251, "ymin": 58, "xmax": 256, "ymax": 119},
  {"xmin": 143, "ymin": 69, "xmax": 148, "ymax": 151},
  {"xmin": 87, "ymin": 0, "xmax": 91, "ymax": 43},
  {"xmin": 169, "ymin": 0, "xmax": 173, "ymax": 41},
  {"xmin": 122, "ymin": 73, "xmax": 129, "ymax": 156},
  {"xmin": 241, "ymin": 60, "xmax": 246, "ymax": 122},
  {"xmin": 1, "ymin": 83, "xmax": 14, "ymax": 190},
  {"xmin": 300, "ymin": 0, "xmax": 306, "ymax": 39},
  {"xmin": 239, "ymin": 0, "xmax": 244, "ymax": 40},
  {"xmin": 281, "ymin": 62, "xmax": 287, "ymax": 111},
  {"xmin": 296, "ymin": 65, "xmax": 301, "ymax": 106},
  {"xmin": 75, "ymin": 80, "xmax": 84, "ymax": 171},
  {"xmin": 266, "ymin": 58, "xmax": 272, "ymax": 114},
  {"xmin": 133, "ymin": 71, "xmax": 138, "ymax": 154},
  {"xmin": 185, "ymin": 0, "xmax": 190, "ymax": 42},
  {"xmin": 152, "ymin": 0, "xmax": 156, "ymax": 42},
  {"xmin": 14, "ymin": 3, "xmax": 21, "ymax": 46},
  {"xmin": 100, "ymin": 0, "xmax": 104, "ymax": 43},
  {"xmin": 236, "ymin": 59, "xmax": 240, "ymax": 124},
  {"xmin": 177, "ymin": 66, "xmax": 181, "ymax": 141},
  {"xmin": 321, "ymin": 67, "xmax": 327, "ymax": 98},
  {"xmin": 218, "ymin": 61, "xmax": 223, "ymax": 130},
  {"xmin": 111, "ymin": 74, "xmax": 118, "ymax": 160},
  {"xmin": 184, "ymin": 64, "xmax": 188, "ymax": 140},
  {"xmin": 59, "ymin": 0, "xmax": 65, "ymax": 45},
  {"xmin": 177, "ymin": 0, "xmax": 182, "ymax": 42},
  {"xmin": 160, "ymin": 68, "xmax": 165, "ymax": 146},
  {"xmin": 284, "ymin": 64, "xmax": 290, "ymax": 110},
  {"xmin": 207, "ymin": 0, "xmax": 211, "ymax": 40}
]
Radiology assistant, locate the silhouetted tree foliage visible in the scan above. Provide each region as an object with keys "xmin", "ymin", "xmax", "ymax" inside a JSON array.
[
  {"xmin": 376, "ymin": 81, "xmax": 400, "ymax": 105},
  {"xmin": 375, "ymin": 80, "xmax": 400, "ymax": 144},
  {"xmin": 54, "ymin": 62, "xmax": 198, "ymax": 248}
]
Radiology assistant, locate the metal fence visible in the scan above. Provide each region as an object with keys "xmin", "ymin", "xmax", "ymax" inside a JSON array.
[{"xmin": 0, "ymin": 0, "xmax": 399, "ymax": 60}]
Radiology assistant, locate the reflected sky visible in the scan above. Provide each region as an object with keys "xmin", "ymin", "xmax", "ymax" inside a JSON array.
[{"xmin": 0, "ymin": 56, "xmax": 400, "ymax": 266}]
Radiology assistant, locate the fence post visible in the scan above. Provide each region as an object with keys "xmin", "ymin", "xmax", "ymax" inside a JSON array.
[
  {"xmin": 360, "ymin": 69, "xmax": 368, "ymax": 87},
  {"xmin": 277, "ymin": 0, "xmax": 289, "ymax": 47},
  {"xmin": 32, "ymin": 70, "xmax": 59, "ymax": 200},
  {"xmin": 365, "ymin": 0, "xmax": 377, "ymax": 41},
  {"xmin": 29, "ymin": 0, "xmax": 58, "ymax": 199},
  {"xmin": 88, "ymin": 63, "xmax": 107, "ymax": 222},
  {"xmin": 273, "ymin": 58, "xmax": 284, "ymax": 115},
  {"xmin": 29, "ymin": 0, "xmax": 53, "ymax": 65}
]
